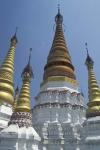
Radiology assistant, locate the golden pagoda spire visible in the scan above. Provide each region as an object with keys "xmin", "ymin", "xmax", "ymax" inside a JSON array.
[
  {"xmin": 13, "ymin": 86, "xmax": 19, "ymax": 112},
  {"xmin": 0, "ymin": 29, "xmax": 18, "ymax": 105},
  {"xmin": 15, "ymin": 48, "xmax": 33, "ymax": 112},
  {"xmin": 85, "ymin": 43, "xmax": 100, "ymax": 118},
  {"xmin": 42, "ymin": 6, "xmax": 77, "ymax": 86}
]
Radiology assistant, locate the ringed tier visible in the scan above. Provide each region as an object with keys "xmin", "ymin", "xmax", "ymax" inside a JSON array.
[
  {"xmin": 85, "ymin": 46, "xmax": 100, "ymax": 118},
  {"xmin": 15, "ymin": 49, "xmax": 33, "ymax": 112},
  {"xmin": 43, "ymin": 7, "xmax": 77, "ymax": 86},
  {"xmin": 0, "ymin": 34, "xmax": 17, "ymax": 105}
]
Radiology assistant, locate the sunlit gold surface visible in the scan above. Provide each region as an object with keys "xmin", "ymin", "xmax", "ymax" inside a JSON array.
[
  {"xmin": 0, "ymin": 36, "xmax": 17, "ymax": 105},
  {"xmin": 86, "ymin": 58, "xmax": 100, "ymax": 116},
  {"xmin": 41, "ymin": 76, "xmax": 78, "ymax": 87},
  {"xmin": 13, "ymin": 87, "xmax": 19, "ymax": 111},
  {"xmin": 16, "ymin": 79, "xmax": 31, "ymax": 112},
  {"xmin": 13, "ymin": 100, "xmax": 17, "ymax": 112},
  {"xmin": 43, "ymin": 11, "xmax": 76, "ymax": 83},
  {"xmin": 15, "ymin": 51, "xmax": 33, "ymax": 112}
]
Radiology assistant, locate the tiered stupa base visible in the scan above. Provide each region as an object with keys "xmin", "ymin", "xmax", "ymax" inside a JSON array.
[
  {"xmin": 0, "ymin": 102, "xmax": 13, "ymax": 131},
  {"xmin": 86, "ymin": 111, "xmax": 100, "ymax": 118},
  {"xmin": 8, "ymin": 111, "xmax": 32, "ymax": 127},
  {"xmin": 0, "ymin": 111, "xmax": 41, "ymax": 150},
  {"xmin": 81, "ymin": 116, "xmax": 100, "ymax": 150}
]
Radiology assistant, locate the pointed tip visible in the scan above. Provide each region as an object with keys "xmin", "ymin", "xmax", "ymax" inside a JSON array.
[
  {"xmin": 85, "ymin": 42, "xmax": 89, "ymax": 56},
  {"xmin": 11, "ymin": 27, "xmax": 18, "ymax": 43},
  {"xmin": 21, "ymin": 48, "xmax": 34, "ymax": 79},
  {"xmin": 85, "ymin": 42, "xmax": 94, "ymax": 66},
  {"xmin": 58, "ymin": 4, "xmax": 60, "ymax": 14},
  {"xmin": 28, "ymin": 48, "xmax": 32, "ymax": 65},
  {"xmin": 14, "ymin": 27, "xmax": 18, "ymax": 37},
  {"xmin": 55, "ymin": 4, "xmax": 63, "ymax": 24}
]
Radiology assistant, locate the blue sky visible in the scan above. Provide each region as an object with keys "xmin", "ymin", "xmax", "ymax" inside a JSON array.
[{"xmin": 0, "ymin": 0, "xmax": 100, "ymax": 106}]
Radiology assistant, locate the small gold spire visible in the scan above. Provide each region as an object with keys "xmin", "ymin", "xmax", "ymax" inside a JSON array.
[
  {"xmin": 43, "ymin": 7, "xmax": 76, "ymax": 85},
  {"xmin": 0, "ymin": 30, "xmax": 17, "ymax": 105},
  {"xmin": 85, "ymin": 43, "xmax": 100, "ymax": 118},
  {"xmin": 13, "ymin": 86, "xmax": 19, "ymax": 111},
  {"xmin": 15, "ymin": 48, "xmax": 33, "ymax": 112}
]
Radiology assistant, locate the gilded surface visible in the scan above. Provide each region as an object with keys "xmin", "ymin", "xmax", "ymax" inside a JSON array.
[
  {"xmin": 41, "ymin": 76, "xmax": 78, "ymax": 87},
  {"xmin": 13, "ymin": 87, "xmax": 19, "ymax": 111},
  {"xmin": 43, "ymin": 9, "xmax": 76, "ymax": 82},
  {"xmin": 86, "ymin": 53, "xmax": 100, "ymax": 117},
  {"xmin": 0, "ymin": 36, "xmax": 17, "ymax": 105},
  {"xmin": 15, "ymin": 52, "xmax": 33, "ymax": 112}
]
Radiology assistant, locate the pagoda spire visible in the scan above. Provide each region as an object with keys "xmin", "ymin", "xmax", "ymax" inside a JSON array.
[
  {"xmin": 15, "ymin": 48, "xmax": 33, "ymax": 112},
  {"xmin": 43, "ymin": 6, "xmax": 77, "ymax": 86},
  {"xmin": 85, "ymin": 43, "xmax": 100, "ymax": 118},
  {"xmin": 13, "ymin": 86, "xmax": 19, "ymax": 112},
  {"xmin": 0, "ymin": 30, "xmax": 18, "ymax": 105},
  {"xmin": 9, "ymin": 49, "xmax": 33, "ymax": 127}
]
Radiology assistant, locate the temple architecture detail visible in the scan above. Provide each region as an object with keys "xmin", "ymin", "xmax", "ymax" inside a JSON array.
[
  {"xmin": 0, "ymin": 32, "xmax": 17, "ymax": 131},
  {"xmin": 0, "ymin": 6, "xmax": 100, "ymax": 150},
  {"xmin": 0, "ymin": 50, "xmax": 40, "ymax": 150},
  {"xmin": 80, "ymin": 44, "xmax": 100, "ymax": 150},
  {"xmin": 32, "ymin": 7, "xmax": 85, "ymax": 150}
]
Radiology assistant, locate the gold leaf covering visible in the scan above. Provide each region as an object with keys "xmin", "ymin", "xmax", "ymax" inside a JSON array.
[
  {"xmin": 15, "ymin": 49, "xmax": 33, "ymax": 112},
  {"xmin": 85, "ymin": 48, "xmax": 100, "ymax": 117},
  {"xmin": 0, "ymin": 35, "xmax": 17, "ymax": 105},
  {"xmin": 43, "ymin": 8, "xmax": 77, "ymax": 86}
]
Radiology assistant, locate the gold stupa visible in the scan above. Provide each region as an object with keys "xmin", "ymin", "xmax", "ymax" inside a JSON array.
[
  {"xmin": 0, "ymin": 32, "xmax": 17, "ymax": 105},
  {"xmin": 42, "ymin": 6, "xmax": 77, "ymax": 86},
  {"xmin": 13, "ymin": 86, "xmax": 19, "ymax": 111},
  {"xmin": 85, "ymin": 43, "xmax": 100, "ymax": 118},
  {"xmin": 15, "ymin": 49, "xmax": 33, "ymax": 112}
]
